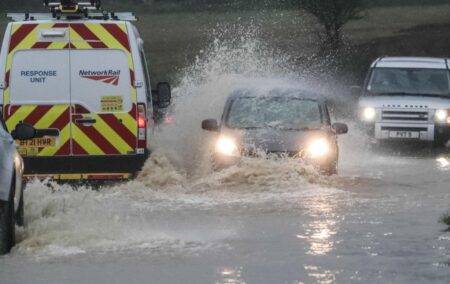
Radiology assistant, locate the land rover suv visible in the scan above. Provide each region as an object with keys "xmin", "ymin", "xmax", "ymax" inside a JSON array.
[{"xmin": 358, "ymin": 57, "xmax": 450, "ymax": 146}]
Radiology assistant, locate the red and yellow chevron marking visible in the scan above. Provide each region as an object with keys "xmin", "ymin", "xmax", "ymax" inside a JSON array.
[
  {"xmin": 68, "ymin": 22, "xmax": 138, "ymax": 156},
  {"xmin": 3, "ymin": 22, "xmax": 139, "ymax": 158},
  {"xmin": 5, "ymin": 104, "xmax": 71, "ymax": 156},
  {"xmin": 71, "ymin": 104, "xmax": 137, "ymax": 155}
]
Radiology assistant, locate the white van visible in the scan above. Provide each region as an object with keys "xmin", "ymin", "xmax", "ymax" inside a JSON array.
[{"xmin": 0, "ymin": 1, "xmax": 171, "ymax": 180}]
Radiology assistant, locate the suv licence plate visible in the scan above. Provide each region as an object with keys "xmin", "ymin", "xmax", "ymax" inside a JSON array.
[{"xmin": 389, "ymin": 131, "xmax": 419, "ymax": 139}]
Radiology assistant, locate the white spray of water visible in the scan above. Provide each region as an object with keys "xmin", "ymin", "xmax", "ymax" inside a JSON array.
[
  {"xmin": 12, "ymin": 30, "xmax": 353, "ymax": 258},
  {"xmin": 150, "ymin": 31, "xmax": 331, "ymax": 175}
]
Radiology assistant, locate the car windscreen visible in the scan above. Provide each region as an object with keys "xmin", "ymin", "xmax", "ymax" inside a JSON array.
[
  {"xmin": 368, "ymin": 67, "xmax": 450, "ymax": 96},
  {"xmin": 226, "ymin": 97, "xmax": 322, "ymax": 130}
]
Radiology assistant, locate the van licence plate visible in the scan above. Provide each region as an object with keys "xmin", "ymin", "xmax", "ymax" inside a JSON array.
[
  {"xmin": 17, "ymin": 137, "xmax": 56, "ymax": 147},
  {"xmin": 389, "ymin": 131, "xmax": 419, "ymax": 139}
]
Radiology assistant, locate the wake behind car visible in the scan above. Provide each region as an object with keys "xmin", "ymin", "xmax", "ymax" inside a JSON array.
[
  {"xmin": 201, "ymin": 89, "xmax": 348, "ymax": 175},
  {"xmin": 357, "ymin": 57, "xmax": 450, "ymax": 146},
  {"xmin": 0, "ymin": 1, "xmax": 172, "ymax": 181}
]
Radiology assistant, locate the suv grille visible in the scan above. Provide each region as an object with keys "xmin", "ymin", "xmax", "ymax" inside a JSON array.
[{"xmin": 381, "ymin": 110, "xmax": 429, "ymax": 122}]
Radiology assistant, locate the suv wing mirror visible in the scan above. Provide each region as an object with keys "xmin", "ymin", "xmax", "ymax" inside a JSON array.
[
  {"xmin": 11, "ymin": 123, "xmax": 36, "ymax": 140},
  {"xmin": 332, "ymin": 123, "xmax": 348, "ymax": 135},
  {"xmin": 153, "ymin": 82, "xmax": 172, "ymax": 109},
  {"xmin": 202, "ymin": 119, "xmax": 219, "ymax": 132}
]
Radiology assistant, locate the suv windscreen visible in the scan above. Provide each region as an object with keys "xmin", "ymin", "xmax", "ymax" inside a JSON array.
[
  {"xmin": 226, "ymin": 97, "xmax": 322, "ymax": 130},
  {"xmin": 367, "ymin": 68, "xmax": 450, "ymax": 96}
]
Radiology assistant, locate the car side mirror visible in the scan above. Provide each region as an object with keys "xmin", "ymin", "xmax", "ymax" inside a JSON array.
[
  {"xmin": 202, "ymin": 119, "xmax": 219, "ymax": 132},
  {"xmin": 350, "ymin": 86, "xmax": 362, "ymax": 98},
  {"xmin": 332, "ymin": 123, "xmax": 348, "ymax": 135},
  {"xmin": 153, "ymin": 82, "xmax": 172, "ymax": 109},
  {"xmin": 11, "ymin": 123, "xmax": 36, "ymax": 140}
]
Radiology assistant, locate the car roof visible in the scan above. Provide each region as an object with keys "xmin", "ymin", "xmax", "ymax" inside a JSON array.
[
  {"xmin": 228, "ymin": 88, "xmax": 326, "ymax": 103},
  {"xmin": 372, "ymin": 57, "xmax": 450, "ymax": 69}
]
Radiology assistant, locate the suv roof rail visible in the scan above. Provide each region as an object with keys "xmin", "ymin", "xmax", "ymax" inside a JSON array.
[{"xmin": 7, "ymin": 1, "xmax": 137, "ymax": 22}]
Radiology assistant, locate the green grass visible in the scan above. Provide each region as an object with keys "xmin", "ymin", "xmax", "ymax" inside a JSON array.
[
  {"xmin": 1, "ymin": 0, "xmax": 449, "ymax": 12},
  {"xmin": 134, "ymin": 4, "xmax": 450, "ymax": 83},
  {"xmin": 1, "ymin": 4, "xmax": 449, "ymax": 84}
]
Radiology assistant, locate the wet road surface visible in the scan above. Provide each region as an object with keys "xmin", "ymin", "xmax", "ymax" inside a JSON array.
[{"xmin": 0, "ymin": 132, "xmax": 449, "ymax": 284}]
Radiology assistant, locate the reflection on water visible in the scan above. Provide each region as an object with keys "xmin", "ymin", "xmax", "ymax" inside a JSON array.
[
  {"xmin": 436, "ymin": 157, "xmax": 449, "ymax": 169},
  {"xmin": 297, "ymin": 196, "xmax": 339, "ymax": 283},
  {"xmin": 303, "ymin": 265, "xmax": 336, "ymax": 284},
  {"xmin": 298, "ymin": 196, "xmax": 338, "ymax": 256},
  {"xmin": 216, "ymin": 267, "xmax": 245, "ymax": 284}
]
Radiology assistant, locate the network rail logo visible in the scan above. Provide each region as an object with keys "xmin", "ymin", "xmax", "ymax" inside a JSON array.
[{"xmin": 79, "ymin": 70, "xmax": 121, "ymax": 86}]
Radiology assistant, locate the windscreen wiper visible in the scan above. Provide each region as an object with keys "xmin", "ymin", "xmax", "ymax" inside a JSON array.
[{"xmin": 280, "ymin": 127, "xmax": 321, "ymax": 131}]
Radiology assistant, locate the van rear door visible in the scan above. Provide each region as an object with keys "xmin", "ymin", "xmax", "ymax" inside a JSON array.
[
  {"xmin": 6, "ymin": 48, "xmax": 71, "ymax": 157},
  {"xmin": 69, "ymin": 49, "xmax": 137, "ymax": 156}
]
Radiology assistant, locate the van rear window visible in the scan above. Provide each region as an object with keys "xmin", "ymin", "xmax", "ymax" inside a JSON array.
[{"xmin": 10, "ymin": 50, "xmax": 70, "ymax": 104}]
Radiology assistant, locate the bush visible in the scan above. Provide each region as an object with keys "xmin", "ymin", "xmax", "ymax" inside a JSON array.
[{"xmin": 440, "ymin": 213, "xmax": 450, "ymax": 231}]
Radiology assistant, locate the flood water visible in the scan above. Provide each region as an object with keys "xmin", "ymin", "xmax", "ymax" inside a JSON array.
[{"xmin": 0, "ymin": 37, "xmax": 449, "ymax": 284}]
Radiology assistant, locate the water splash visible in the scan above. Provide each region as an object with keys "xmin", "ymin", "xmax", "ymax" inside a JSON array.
[{"xmin": 11, "ymin": 29, "xmax": 348, "ymax": 258}]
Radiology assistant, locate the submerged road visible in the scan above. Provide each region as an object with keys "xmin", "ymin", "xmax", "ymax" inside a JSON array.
[{"xmin": 0, "ymin": 133, "xmax": 449, "ymax": 283}]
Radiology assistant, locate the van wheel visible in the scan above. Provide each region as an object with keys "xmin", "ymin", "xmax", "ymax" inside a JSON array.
[{"xmin": 0, "ymin": 184, "xmax": 16, "ymax": 255}]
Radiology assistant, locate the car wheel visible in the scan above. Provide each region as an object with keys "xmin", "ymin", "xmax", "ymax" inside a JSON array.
[
  {"xmin": 16, "ymin": 189, "xmax": 24, "ymax": 227},
  {"xmin": 0, "ymin": 182, "xmax": 16, "ymax": 255},
  {"xmin": 322, "ymin": 163, "xmax": 338, "ymax": 176}
]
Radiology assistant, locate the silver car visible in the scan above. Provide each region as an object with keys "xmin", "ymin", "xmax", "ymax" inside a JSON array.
[{"xmin": 0, "ymin": 119, "xmax": 31, "ymax": 254}]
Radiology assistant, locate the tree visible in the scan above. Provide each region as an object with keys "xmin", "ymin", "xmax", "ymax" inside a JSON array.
[{"xmin": 299, "ymin": 0, "xmax": 365, "ymax": 51}]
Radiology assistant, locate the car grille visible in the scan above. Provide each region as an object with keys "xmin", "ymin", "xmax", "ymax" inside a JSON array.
[
  {"xmin": 246, "ymin": 149, "xmax": 299, "ymax": 158},
  {"xmin": 381, "ymin": 110, "xmax": 429, "ymax": 122}
]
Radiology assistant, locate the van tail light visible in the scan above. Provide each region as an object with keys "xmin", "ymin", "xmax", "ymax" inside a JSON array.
[
  {"xmin": 137, "ymin": 103, "xmax": 147, "ymax": 153},
  {"xmin": 138, "ymin": 114, "xmax": 146, "ymax": 128}
]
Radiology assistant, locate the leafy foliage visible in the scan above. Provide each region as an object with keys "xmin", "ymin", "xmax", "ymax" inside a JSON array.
[
  {"xmin": 441, "ymin": 213, "xmax": 450, "ymax": 231},
  {"xmin": 298, "ymin": 0, "xmax": 365, "ymax": 50}
]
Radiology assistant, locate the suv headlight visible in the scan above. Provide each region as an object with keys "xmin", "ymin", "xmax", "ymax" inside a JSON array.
[
  {"xmin": 435, "ymin": 109, "xmax": 449, "ymax": 123},
  {"xmin": 361, "ymin": 107, "xmax": 376, "ymax": 121}
]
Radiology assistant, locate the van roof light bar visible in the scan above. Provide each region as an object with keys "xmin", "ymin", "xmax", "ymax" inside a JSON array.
[
  {"xmin": 43, "ymin": 1, "xmax": 102, "ymax": 15},
  {"xmin": 7, "ymin": 12, "xmax": 137, "ymax": 22},
  {"xmin": 7, "ymin": 0, "xmax": 135, "ymax": 22}
]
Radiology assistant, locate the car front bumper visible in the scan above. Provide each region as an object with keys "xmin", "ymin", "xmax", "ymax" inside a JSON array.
[{"xmin": 213, "ymin": 152, "xmax": 338, "ymax": 172}]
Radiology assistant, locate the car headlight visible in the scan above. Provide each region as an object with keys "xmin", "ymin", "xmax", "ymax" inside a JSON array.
[
  {"xmin": 215, "ymin": 136, "xmax": 239, "ymax": 156},
  {"xmin": 307, "ymin": 138, "xmax": 331, "ymax": 158},
  {"xmin": 362, "ymin": 107, "xmax": 376, "ymax": 121},
  {"xmin": 435, "ymin": 109, "xmax": 449, "ymax": 123}
]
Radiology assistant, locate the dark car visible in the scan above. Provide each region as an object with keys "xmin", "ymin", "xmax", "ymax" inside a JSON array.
[{"xmin": 201, "ymin": 89, "xmax": 348, "ymax": 175}]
